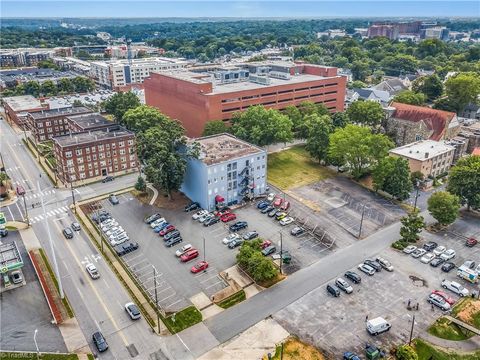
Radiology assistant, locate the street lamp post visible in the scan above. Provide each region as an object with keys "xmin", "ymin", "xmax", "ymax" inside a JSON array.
[
  {"xmin": 409, "ymin": 314, "xmax": 416, "ymax": 345},
  {"xmin": 33, "ymin": 329, "xmax": 39, "ymax": 360},
  {"xmin": 358, "ymin": 204, "xmax": 367, "ymax": 239},
  {"xmin": 22, "ymin": 193, "xmax": 30, "ymax": 226},
  {"xmin": 203, "ymin": 236, "xmax": 206, "ymax": 262},
  {"xmin": 279, "ymin": 232, "xmax": 283, "ymax": 275},
  {"xmin": 413, "ymin": 181, "xmax": 420, "ymax": 211},
  {"xmin": 153, "ymin": 265, "xmax": 161, "ymax": 334},
  {"xmin": 70, "ymin": 175, "xmax": 77, "ymax": 214}
]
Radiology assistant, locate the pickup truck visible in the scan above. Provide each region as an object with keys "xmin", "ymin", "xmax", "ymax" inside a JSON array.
[{"xmin": 441, "ymin": 279, "xmax": 469, "ymax": 297}]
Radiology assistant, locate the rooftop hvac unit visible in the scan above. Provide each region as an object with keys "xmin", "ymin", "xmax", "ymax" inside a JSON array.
[
  {"xmin": 269, "ymin": 71, "xmax": 291, "ymax": 80},
  {"xmin": 249, "ymin": 74, "xmax": 271, "ymax": 85}
]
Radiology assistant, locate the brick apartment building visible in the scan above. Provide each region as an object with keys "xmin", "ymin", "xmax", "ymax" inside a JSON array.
[
  {"xmin": 145, "ymin": 61, "xmax": 347, "ymax": 137},
  {"xmin": 27, "ymin": 106, "xmax": 92, "ymax": 142},
  {"xmin": 67, "ymin": 113, "xmax": 113, "ymax": 132},
  {"xmin": 53, "ymin": 125, "xmax": 138, "ymax": 185},
  {"xmin": 2, "ymin": 95, "xmax": 44, "ymax": 128}
]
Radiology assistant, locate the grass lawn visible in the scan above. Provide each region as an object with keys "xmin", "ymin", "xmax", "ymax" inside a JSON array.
[
  {"xmin": 217, "ymin": 290, "xmax": 246, "ymax": 309},
  {"xmin": 164, "ymin": 306, "xmax": 202, "ymax": 333},
  {"xmin": 413, "ymin": 338, "xmax": 480, "ymax": 360},
  {"xmin": 267, "ymin": 146, "xmax": 334, "ymax": 189},
  {"xmin": 263, "ymin": 336, "xmax": 325, "ymax": 360},
  {"xmin": 451, "ymin": 298, "xmax": 480, "ymax": 329},
  {"xmin": 0, "ymin": 352, "xmax": 79, "ymax": 360},
  {"xmin": 427, "ymin": 317, "xmax": 473, "ymax": 341}
]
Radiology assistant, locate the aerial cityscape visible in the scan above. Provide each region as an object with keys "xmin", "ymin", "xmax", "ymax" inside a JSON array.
[{"xmin": 1, "ymin": 1, "xmax": 480, "ymax": 360}]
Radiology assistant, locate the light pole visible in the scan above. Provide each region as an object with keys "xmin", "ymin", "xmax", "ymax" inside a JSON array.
[
  {"xmin": 22, "ymin": 193, "xmax": 30, "ymax": 226},
  {"xmin": 279, "ymin": 232, "xmax": 283, "ymax": 275},
  {"xmin": 153, "ymin": 265, "xmax": 161, "ymax": 334},
  {"xmin": 70, "ymin": 174, "xmax": 77, "ymax": 214},
  {"xmin": 203, "ymin": 236, "xmax": 206, "ymax": 262},
  {"xmin": 413, "ymin": 181, "xmax": 420, "ymax": 211},
  {"xmin": 358, "ymin": 204, "xmax": 367, "ymax": 239},
  {"xmin": 409, "ymin": 314, "xmax": 416, "ymax": 345},
  {"xmin": 33, "ymin": 329, "xmax": 39, "ymax": 360}
]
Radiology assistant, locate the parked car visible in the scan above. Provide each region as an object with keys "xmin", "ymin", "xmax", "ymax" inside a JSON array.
[
  {"xmin": 441, "ymin": 262, "xmax": 456, "ymax": 272},
  {"xmin": 184, "ymin": 202, "xmax": 200, "ymax": 212},
  {"xmin": 85, "ymin": 263, "xmax": 100, "ymax": 279},
  {"xmin": 280, "ymin": 201, "xmax": 290, "ymax": 211},
  {"xmin": 433, "ymin": 245, "xmax": 447, "ymax": 256},
  {"xmin": 273, "ymin": 197, "xmax": 283, "ymax": 207},
  {"xmin": 114, "ymin": 242, "xmax": 139, "ymax": 256},
  {"xmin": 268, "ymin": 208, "xmax": 278, "ymax": 217},
  {"xmin": 165, "ymin": 236, "xmax": 183, "ymax": 248},
  {"xmin": 0, "ymin": 228, "xmax": 8, "ymax": 237},
  {"xmin": 375, "ymin": 257, "xmax": 394, "ymax": 271},
  {"xmin": 366, "ymin": 317, "xmax": 391, "ymax": 336},
  {"xmin": 180, "ymin": 249, "xmax": 199, "ymax": 262},
  {"xmin": 423, "ymin": 241, "xmax": 438, "ymax": 251},
  {"xmin": 222, "ymin": 233, "xmax": 240, "ymax": 245},
  {"xmin": 229, "ymin": 221, "xmax": 248, "ymax": 232},
  {"xmin": 150, "ymin": 218, "xmax": 166, "ymax": 229},
  {"xmin": 420, "ymin": 253, "xmax": 436, "ymax": 264},
  {"xmin": 335, "ymin": 278, "xmax": 353, "ymax": 294},
  {"xmin": 463, "ymin": 260, "xmax": 476, "ymax": 270},
  {"xmin": 153, "ymin": 223, "xmax": 169, "ymax": 233},
  {"xmin": 431, "ymin": 290, "xmax": 455, "ymax": 305},
  {"xmin": 71, "ymin": 222, "xmax": 81, "ymax": 231},
  {"xmin": 216, "ymin": 209, "xmax": 231, "ymax": 217},
  {"xmin": 191, "ymin": 261, "xmax": 209, "ymax": 273},
  {"xmin": 411, "ymin": 248, "xmax": 427, "ymax": 258},
  {"xmin": 441, "ymin": 279, "xmax": 469, "ymax": 297},
  {"xmin": 428, "ymin": 294, "xmax": 451, "ymax": 311},
  {"xmin": 10, "ymin": 270, "xmax": 22, "ymax": 284},
  {"xmin": 344, "ymin": 271, "xmax": 361, "ymax": 284},
  {"xmin": 403, "ymin": 245, "xmax": 417, "ymax": 254},
  {"xmin": 204, "ymin": 216, "xmax": 220, "ymax": 226},
  {"xmin": 430, "ymin": 257, "xmax": 445, "ymax": 268},
  {"xmin": 261, "ymin": 240, "xmax": 272, "ymax": 249},
  {"xmin": 192, "ymin": 210, "xmax": 208, "ymax": 220},
  {"xmin": 291, "ymin": 227, "xmax": 305, "ymax": 236},
  {"xmin": 63, "ymin": 228, "xmax": 74, "ymax": 239},
  {"xmin": 102, "ymin": 175, "xmax": 114, "ymax": 183},
  {"xmin": 326, "ymin": 284, "xmax": 341, "ymax": 297},
  {"xmin": 198, "ymin": 213, "xmax": 214, "ymax": 223},
  {"xmin": 279, "ymin": 217, "xmax": 294, "ymax": 226},
  {"xmin": 125, "ymin": 302, "xmax": 141, "ymax": 320},
  {"xmin": 228, "ymin": 238, "xmax": 244, "ymax": 249},
  {"xmin": 257, "ymin": 201, "xmax": 269, "ymax": 210},
  {"xmin": 92, "ymin": 332, "xmax": 108, "ymax": 352},
  {"xmin": 275, "ymin": 212, "xmax": 287, "ymax": 221},
  {"xmin": 175, "ymin": 244, "xmax": 193, "ymax": 257},
  {"xmin": 108, "ymin": 194, "xmax": 119, "ymax": 205},
  {"xmin": 243, "ymin": 231, "xmax": 259, "ymax": 240},
  {"xmin": 364, "ymin": 259, "xmax": 382, "ymax": 272},
  {"xmin": 466, "ymin": 237, "xmax": 478, "ymax": 247},
  {"xmin": 261, "ymin": 205, "xmax": 274, "ymax": 214},
  {"xmin": 343, "ymin": 352, "xmax": 361, "ymax": 360},
  {"xmin": 164, "ymin": 230, "xmax": 181, "ymax": 241},
  {"xmin": 267, "ymin": 193, "xmax": 276, "ymax": 202},
  {"xmin": 440, "ymin": 249, "xmax": 456, "ymax": 261},
  {"xmin": 358, "ymin": 263, "xmax": 375, "ymax": 276},
  {"xmin": 221, "ymin": 213, "xmax": 237, "ymax": 223},
  {"xmin": 261, "ymin": 245, "xmax": 276, "ymax": 256},
  {"xmin": 159, "ymin": 225, "xmax": 175, "ymax": 236}
]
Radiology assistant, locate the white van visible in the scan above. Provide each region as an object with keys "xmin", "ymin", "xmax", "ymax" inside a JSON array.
[
  {"xmin": 366, "ymin": 317, "xmax": 391, "ymax": 335},
  {"xmin": 457, "ymin": 265, "xmax": 478, "ymax": 284}
]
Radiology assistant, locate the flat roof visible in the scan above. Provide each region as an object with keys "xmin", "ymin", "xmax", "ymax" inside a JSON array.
[
  {"xmin": 29, "ymin": 106, "xmax": 91, "ymax": 120},
  {"xmin": 45, "ymin": 91, "xmax": 115, "ymax": 110},
  {"xmin": 0, "ymin": 242, "xmax": 23, "ymax": 270},
  {"xmin": 389, "ymin": 140, "xmax": 454, "ymax": 161},
  {"xmin": 67, "ymin": 113, "xmax": 112, "ymax": 129},
  {"xmin": 53, "ymin": 126, "xmax": 134, "ymax": 147},
  {"xmin": 2, "ymin": 95, "xmax": 42, "ymax": 112},
  {"xmin": 193, "ymin": 133, "xmax": 264, "ymax": 165}
]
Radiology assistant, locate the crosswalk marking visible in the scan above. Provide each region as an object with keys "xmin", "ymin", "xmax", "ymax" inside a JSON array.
[
  {"xmin": 30, "ymin": 206, "xmax": 70, "ymax": 224},
  {"xmin": 22, "ymin": 189, "xmax": 57, "ymax": 201}
]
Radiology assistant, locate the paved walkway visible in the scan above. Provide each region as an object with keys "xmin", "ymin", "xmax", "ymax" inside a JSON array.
[
  {"xmin": 445, "ymin": 315, "xmax": 480, "ymax": 336},
  {"xmin": 420, "ymin": 330, "xmax": 480, "ymax": 352},
  {"xmin": 147, "ymin": 183, "xmax": 158, "ymax": 205}
]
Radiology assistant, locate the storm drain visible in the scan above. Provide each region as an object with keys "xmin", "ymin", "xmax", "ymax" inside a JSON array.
[{"xmin": 127, "ymin": 343, "xmax": 139, "ymax": 358}]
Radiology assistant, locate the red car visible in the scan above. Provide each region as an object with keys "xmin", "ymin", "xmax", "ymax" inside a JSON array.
[
  {"xmin": 159, "ymin": 225, "xmax": 175, "ymax": 236},
  {"xmin": 432, "ymin": 290, "xmax": 456, "ymax": 305},
  {"xmin": 216, "ymin": 209, "xmax": 231, "ymax": 217},
  {"xmin": 180, "ymin": 249, "xmax": 199, "ymax": 262},
  {"xmin": 466, "ymin": 238, "xmax": 478, "ymax": 247},
  {"xmin": 273, "ymin": 197, "xmax": 283, "ymax": 207},
  {"xmin": 221, "ymin": 213, "xmax": 237, "ymax": 222},
  {"xmin": 16, "ymin": 185, "xmax": 26, "ymax": 196},
  {"xmin": 191, "ymin": 261, "xmax": 209, "ymax": 273},
  {"xmin": 280, "ymin": 201, "xmax": 290, "ymax": 211},
  {"xmin": 261, "ymin": 240, "xmax": 272, "ymax": 250}
]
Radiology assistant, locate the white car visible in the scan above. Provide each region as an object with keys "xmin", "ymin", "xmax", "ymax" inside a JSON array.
[
  {"xmin": 335, "ymin": 277, "xmax": 353, "ymax": 294},
  {"xmin": 175, "ymin": 244, "xmax": 193, "ymax": 257},
  {"xmin": 85, "ymin": 263, "xmax": 100, "ymax": 279},
  {"xmin": 375, "ymin": 257, "xmax": 394, "ymax": 271},
  {"xmin": 403, "ymin": 245, "xmax": 417, "ymax": 254},
  {"xmin": 475, "ymin": 264, "xmax": 480, "ymax": 276},
  {"xmin": 267, "ymin": 193, "xmax": 276, "ymax": 202},
  {"xmin": 358, "ymin": 263, "xmax": 375, "ymax": 276},
  {"xmin": 222, "ymin": 233, "xmax": 240, "ymax": 245},
  {"xmin": 125, "ymin": 302, "xmax": 141, "ymax": 320},
  {"xmin": 198, "ymin": 213, "xmax": 214, "ymax": 223},
  {"xmin": 441, "ymin": 279, "xmax": 469, "ymax": 297},
  {"xmin": 101, "ymin": 220, "xmax": 118, "ymax": 231},
  {"xmin": 150, "ymin": 218, "xmax": 166, "ymax": 228},
  {"xmin": 279, "ymin": 217, "xmax": 294, "ymax": 226},
  {"xmin": 440, "ymin": 249, "xmax": 456, "ymax": 261},
  {"xmin": 433, "ymin": 245, "xmax": 447, "ymax": 256},
  {"xmin": 192, "ymin": 210, "xmax": 208, "ymax": 220},
  {"xmin": 420, "ymin": 252, "xmax": 436, "ymax": 264},
  {"xmin": 105, "ymin": 226, "xmax": 124, "ymax": 236},
  {"xmin": 411, "ymin": 248, "xmax": 427, "ymax": 258}
]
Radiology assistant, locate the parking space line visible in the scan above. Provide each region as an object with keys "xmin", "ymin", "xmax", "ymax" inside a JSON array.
[
  {"xmin": 200, "ymin": 274, "xmax": 220, "ymax": 284},
  {"xmin": 132, "ymin": 263, "xmax": 151, "ymax": 274},
  {"xmin": 123, "ymin": 253, "xmax": 143, "ymax": 265},
  {"xmin": 158, "ymin": 293, "xmax": 176, "ymax": 303},
  {"xmin": 129, "ymin": 259, "xmax": 149, "ymax": 270},
  {"xmin": 194, "ymin": 268, "xmax": 218, "ymax": 278},
  {"xmin": 165, "ymin": 299, "xmax": 183, "ymax": 308},
  {"xmin": 204, "ymin": 279, "xmax": 224, "ymax": 290}
]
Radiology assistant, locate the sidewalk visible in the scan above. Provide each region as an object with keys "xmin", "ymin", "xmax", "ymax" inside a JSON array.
[{"xmin": 420, "ymin": 330, "xmax": 480, "ymax": 352}]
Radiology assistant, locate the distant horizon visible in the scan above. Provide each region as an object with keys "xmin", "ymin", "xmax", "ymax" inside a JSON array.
[{"xmin": 2, "ymin": 1, "xmax": 479, "ymax": 19}]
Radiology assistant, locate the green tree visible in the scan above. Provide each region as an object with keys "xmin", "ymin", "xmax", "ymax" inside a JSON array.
[
  {"xmin": 328, "ymin": 124, "xmax": 394, "ymax": 179},
  {"xmin": 372, "ymin": 157, "xmax": 412, "ymax": 200},
  {"xmin": 331, "ymin": 112, "xmax": 350, "ymax": 128},
  {"xmin": 393, "ymin": 90, "xmax": 426, "ymax": 106},
  {"xmin": 37, "ymin": 59, "xmax": 60, "ymax": 70},
  {"xmin": 412, "ymin": 74, "xmax": 443, "ymax": 101},
  {"xmin": 231, "ymin": 106, "xmax": 293, "ymax": 146},
  {"xmin": 123, "ymin": 105, "xmax": 176, "ymax": 134},
  {"xmin": 72, "ymin": 76, "xmax": 95, "ymax": 93},
  {"xmin": 40, "ymin": 80, "xmax": 58, "ymax": 96},
  {"xmin": 104, "ymin": 92, "xmax": 141, "ymax": 123},
  {"xmin": 410, "ymin": 171, "xmax": 425, "ymax": 187},
  {"xmin": 57, "ymin": 78, "xmax": 75, "ymax": 93},
  {"xmin": 284, "ymin": 105, "xmax": 305, "ymax": 138},
  {"xmin": 202, "ymin": 120, "xmax": 228, "ymax": 137},
  {"xmin": 447, "ymin": 155, "xmax": 480, "ymax": 211},
  {"xmin": 305, "ymin": 114, "xmax": 333, "ymax": 163},
  {"xmin": 23, "ymin": 81, "xmax": 41, "ymax": 97},
  {"xmin": 134, "ymin": 176, "xmax": 147, "ymax": 192},
  {"xmin": 72, "ymin": 99, "xmax": 83, "ymax": 107},
  {"xmin": 416, "ymin": 38, "xmax": 446, "ymax": 58},
  {"xmin": 399, "ymin": 210, "xmax": 425, "ymax": 243},
  {"xmin": 427, "ymin": 191, "xmax": 461, "ymax": 226},
  {"xmin": 351, "ymin": 60, "xmax": 370, "ymax": 81},
  {"xmin": 432, "ymin": 97, "xmax": 458, "ymax": 112},
  {"xmin": 349, "ymin": 80, "xmax": 367, "ymax": 89},
  {"xmin": 444, "ymin": 72, "xmax": 480, "ymax": 113},
  {"xmin": 346, "ymin": 100, "xmax": 384, "ymax": 127},
  {"xmin": 396, "ymin": 344, "xmax": 418, "ymax": 360}
]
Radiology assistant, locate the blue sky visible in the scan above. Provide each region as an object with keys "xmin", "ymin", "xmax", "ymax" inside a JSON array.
[{"xmin": 1, "ymin": 1, "xmax": 479, "ymax": 18}]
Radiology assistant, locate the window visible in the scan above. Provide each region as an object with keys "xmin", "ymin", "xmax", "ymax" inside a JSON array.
[
  {"xmin": 93, "ymin": 154, "xmax": 97, "ymax": 160},
  {"xmin": 227, "ymin": 164, "xmax": 231, "ymax": 171},
  {"xmin": 128, "ymin": 140, "xmax": 134, "ymax": 146},
  {"xmin": 120, "ymin": 149, "xmax": 126, "ymax": 155},
  {"xmin": 119, "ymin": 141, "xmax": 125, "ymax": 147},
  {"xmin": 77, "ymin": 157, "xmax": 83, "ymax": 164},
  {"xmin": 208, "ymin": 179, "xmax": 211, "ymax": 185},
  {"xmin": 65, "ymin": 151, "xmax": 72, "ymax": 158},
  {"xmin": 130, "ymin": 161, "xmax": 136, "ymax": 167},
  {"xmin": 121, "ymin": 157, "xmax": 126, "ymax": 163},
  {"xmin": 415, "ymin": 134, "xmax": 423, "ymax": 141},
  {"xmin": 98, "ymin": 145, "xmax": 104, "ymax": 151},
  {"xmin": 46, "ymin": 121, "xmax": 51, "ymax": 126},
  {"xmin": 66, "ymin": 159, "xmax": 73, "ymax": 166},
  {"xmin": 76, "ymin": 149, "xmax": 82, "ymax": 156},
  {"xmin": 232, "ymin": 162, "xmax": 237, "ymax": 170}
]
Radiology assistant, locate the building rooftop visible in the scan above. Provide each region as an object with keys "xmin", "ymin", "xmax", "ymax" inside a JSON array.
[
  {"xmin": 29, "ymin": 106, "xmax": 91, "ymax": 120},
  {"xmin": 0, "ymin": 241, "xmax": 23, "ymax": 270},
  {"xmin": 389, "ymin": 140, "xmax": 455, "ymax": 161},
  {"xmin": 2, "ymin": 95, "xmax": 43, "ymax": 112},
  {"xmin": 53, "ymin": 126, "xmax": 134, "ymax": 147},
  {"xmin": 91, "ymin": 57, "xmax": 188, "ymax": 68},
  {"xmin": 67, "ymin": 113, "xmax": 112, "ymax": 130},
  {"xmin": 44, "ymin": 90, "xmax": 115, "ymax": 110},
  {"xmin": 193, "ymin": 133, "xmax": 264, "ymax": 166}
]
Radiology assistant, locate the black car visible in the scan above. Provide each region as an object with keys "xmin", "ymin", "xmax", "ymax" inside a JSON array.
[
  {"xmin": 364, "ymin": 259, "xmax": 382, "ymax": 272},
  {"xmin": 257, "ymin": 201, "xmax": 269, "ymax": 209},
  {"xmin": 268, "ymin": 208, "xmax": 278, "ymax": 217},
  {"xmin": 229, "ymin": 221, "xmax": 248, "ymax": 232},
  {"xmin": 243, "ymin": 231, "xmax": 259, "ymax": 240},
  {"xmin": 102, "ymin": 176, "xmax": 114, "ymax": 183},
  {"xmin": 423, "ymin": 241, "xmax": 438, "ymax": 251},
  {"xmin": 204, "ymin": 216, "xmax": 220, "ymax": 227},
  {"xmin": 344, "ymin": 271, "xmax": 361, "ymax": 284},
  {"xmin": 165, "ymin": 236, "xmax": 183, "ymax": 247},
  {"xmin": 291, "ymin": 227, "xmax": 305, "ymax": 236},
  {"xmin": 261, "ymin": 205, "xmax": 274, "ymax": 214},
  {"xmin": 108, "ymin": 194, "xmax": 119, "ymax": 205},
  {"xmin": 441, "ymin": 262, "xmax": 456, "ymax": 272},
  {"xmin": 228, "ymin": 238, "xmax": 244, "ymax": 249},
  {"xmin": 326, "ymin": 284, "xmax": 341, "ymax": 297},
  {"xmin": 164, "ymin": 230, "xmax": 181, "ymax": 241},
  {"xmin": 92, "ymin": 210, "xmax": 111, "ymax": 223},
  {"xmin": 184, "ymin": 202, "xmax": 200, "ymax": 212},
  {"xmin": 0, "ymin": 228, "xmax": 8, "ymax": 237},
  {"xmin": 114, "ymin": 242, "xmax": 139, "ymax": 256},
  {"xmin": 63, "ymin": 228, "xmax": 74, "ymax": 239},
  {"xmin": 144, "ymin": 213, "xmax": 161, "ymax": 224},
  {"xmin": 430, "ymin": 257, "xmax": 445, "ymax": 267},
  {"xmin": 92, "ymin": 331, "xmax": 108, "ymax": 352}
]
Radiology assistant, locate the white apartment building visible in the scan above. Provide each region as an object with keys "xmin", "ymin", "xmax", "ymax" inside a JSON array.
[{"xmin": 89, "ymin": 57, "xmax": 188, "ymax": 89}]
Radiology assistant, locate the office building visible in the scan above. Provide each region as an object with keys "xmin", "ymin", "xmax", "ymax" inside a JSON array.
[
  {"xmin": 2, "ymin": 95, "xmax": 44, "ymax": 128},
  {"xmin": 0, "ymin": 49, "xmax": 54, "ymax": 67},
  {"xmin": 67, "ymin": 113, "xmax": 113, "ymax": 132},
  {"xmin": 367, "ymin": 24, "xmax": 399, "ymax": 40},
  {"xmin": 0, "ymin": 68, "xmax": 80, "ymax": 90},
  {"xmin": 181, "ymin": 133, "xmax": 267, "ymax": 211},
  {"xmin": 145, "ymin": 61, "xmax": 347, "ymax": 137}
]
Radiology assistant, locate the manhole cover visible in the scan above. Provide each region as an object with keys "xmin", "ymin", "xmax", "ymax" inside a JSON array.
[
  {"xmin": 127, "ymin": 343, "xmax": 139, "ymax": 358},
  {"xmin": 409, "ymin": 275, "xmax": 427, "ymax": 287}
]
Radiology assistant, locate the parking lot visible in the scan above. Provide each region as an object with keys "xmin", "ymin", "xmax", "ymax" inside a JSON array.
[{"xmin": 274, "ymin": 213, "xmax": 480, "ymax": 356}]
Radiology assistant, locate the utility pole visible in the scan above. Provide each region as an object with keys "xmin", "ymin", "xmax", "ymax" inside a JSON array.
[
  {"xmin": 203, "ymin": 236, "xmax": 206, "ymax": 262},
  {"xmin": 413, "ymin": 181, "xmax": 420, "ymax": 211},
  {"xmin": 279, "ymin": 232, "xmax": 283, "ymax": 275},
  {"xmin": 153, "ymin": 265, "xmax": 161, "ymax": 334},
  {"xmin": 409, "ymin": 314, "xmax": 415, "ymax": 345},
  {"xmin": 70, "ymin": 175, "xmax": 76, "ymax": 213},
  {"xmin": 22, "ymin": 193, "xmax": 29, "ymax": 226},
  {"xmin": 358, "ymin": 204, "xmax": 366, "ymax": 239},
  {"xmin": 39, "ymin": 181, "xmax": 64, "ymax": 299}
]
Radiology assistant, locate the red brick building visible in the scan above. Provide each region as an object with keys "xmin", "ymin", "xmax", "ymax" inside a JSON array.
[
  {"xmin": 145, "ymin": 61, "xmax": 347, "ymax": 137},
  {"xmin": 67, "ymin": 113, "xmax": 113, "ymax": 133},
  {"xmin": 2, "ymin": 95, "xmax": 44, "ymax": 128},
  {"xmin": 53, "ymin": 126, "xmax": 138, "ymax": 185}
]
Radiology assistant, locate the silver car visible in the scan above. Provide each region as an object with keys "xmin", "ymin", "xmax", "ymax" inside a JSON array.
[
  {"xmin": 125, "ymin": 302, "xmax": 141, "ymax": 320},
  {"xmin": 358, "ymin": 263, "xmax": 375, "ymax": 276},
  {"xmin": 335, "ymin": 277, "xmax": 353, "ymax": 294}
]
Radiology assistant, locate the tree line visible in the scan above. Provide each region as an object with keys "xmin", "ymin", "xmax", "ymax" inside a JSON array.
[{"xmin": 1, "ymin": 76, "xmax": 96, "ymax": 98}]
